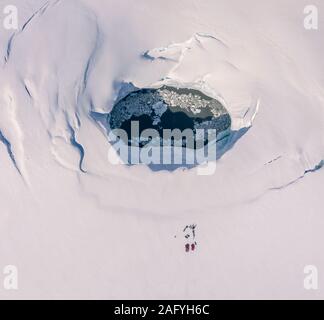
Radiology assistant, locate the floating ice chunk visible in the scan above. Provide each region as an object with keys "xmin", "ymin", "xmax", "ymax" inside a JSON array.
[{"xmin": 152, "ymin": 101, "xmax": 168, "ymax": 117}]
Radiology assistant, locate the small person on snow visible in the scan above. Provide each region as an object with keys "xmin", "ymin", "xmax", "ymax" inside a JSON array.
[{"xmin": 183, "ymin": 224, "xmax": 197, "ymax": 252}]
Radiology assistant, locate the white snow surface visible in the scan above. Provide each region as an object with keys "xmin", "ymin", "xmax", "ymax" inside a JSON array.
[{"xmin": 0, "ymin": 0, "xmax": 324, "ymax": 299}]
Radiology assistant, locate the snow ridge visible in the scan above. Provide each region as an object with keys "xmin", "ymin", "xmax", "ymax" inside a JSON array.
[{"xmin": 0, "ymin": 129, "xmax": 21, "ymax": 176}]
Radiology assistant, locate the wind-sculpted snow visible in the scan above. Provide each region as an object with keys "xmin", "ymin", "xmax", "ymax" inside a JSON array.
[
  {"xmin": 0, "ymin": 0, "xmax": 323, "ymax": 202},
  {"xmin": 3, "ymin": 0, "xmax": 54, "ymax": 64},
  {"xmin": 0, "ymin": 0, "xmax": 324, "ymax": 299},
  {"xmin": 0, "ymin": 129, "xmax": 20, "ymax": 175}
]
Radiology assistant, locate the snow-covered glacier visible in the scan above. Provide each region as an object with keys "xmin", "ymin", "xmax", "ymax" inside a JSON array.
[{"xmin": 0, "ymin": 0, "xmax": 324, "ymax": 299}]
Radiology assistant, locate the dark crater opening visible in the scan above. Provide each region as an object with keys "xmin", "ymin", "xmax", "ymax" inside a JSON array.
[
  {"xmin": 87, "ymin": 85, "xmax": 251, "ymax": 171},
  {"xmin": 109, "ymin": 86, "xmax": 231, "ymax": 148}
]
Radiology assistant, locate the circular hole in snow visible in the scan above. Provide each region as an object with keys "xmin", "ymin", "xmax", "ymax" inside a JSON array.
[{"xmin": 109, "ymin": 86, "xmax": 231, "ymax": 148}]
